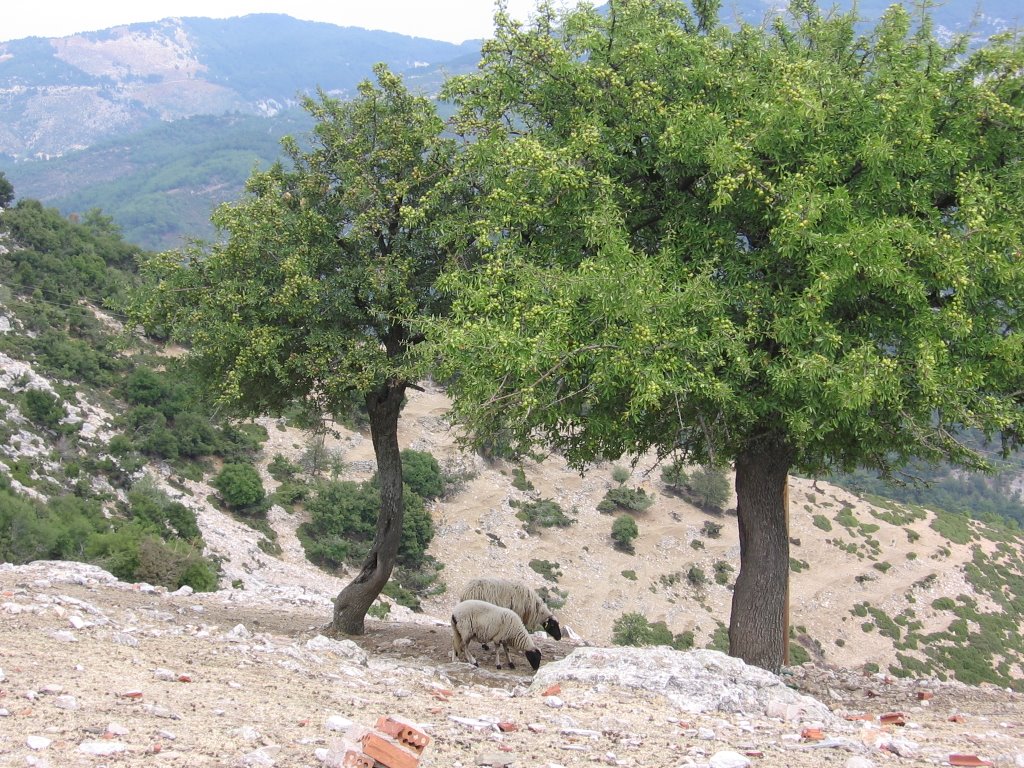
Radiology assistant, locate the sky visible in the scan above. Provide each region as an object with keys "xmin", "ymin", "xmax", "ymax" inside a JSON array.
[{"xmin": 1, "ymin": 1, "xmax": 556, "ymax": 45}]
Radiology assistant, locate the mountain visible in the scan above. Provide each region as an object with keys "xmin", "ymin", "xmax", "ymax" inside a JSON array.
[
  {"xmin": 0, "ymin": 15, "xmax": 478, "ymax": 249},
  {"xmin": 0, "ymin": 2, "xmax": 1019, "ymax": 250},
  {"xmin": 0, "ymin": 14, "xmax": 476, "ymax": 161}
]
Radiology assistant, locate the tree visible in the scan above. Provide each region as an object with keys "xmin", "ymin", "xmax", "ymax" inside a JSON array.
[
  {"xmin": 0, "ymin": 171, "xmax": 13, "ymax": 208},
  {"xmin": 132, "ymin": 64, "xmax": 457, "ymax": 634},
  {"xmin": 429, "ymin": 0, "xmax": 1024, "ymax": 671}
]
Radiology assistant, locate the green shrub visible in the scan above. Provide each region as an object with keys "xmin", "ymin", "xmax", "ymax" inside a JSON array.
[
  {"xmin": 660, "ymin": 459, "xmax": 688, "ymax": 491},
  {"xmin": 513, "ymin": 498, "xmax": 576, "ymax": 534},
  {"xmin": 873, "ymin": 561, "xmax": 892, "ymax": 573},
  {"xmin": 297, "ymin": 479, "xmax": 434, "ymax": 572},
  {"xmin": 22, "ymin": 388, "xmax": 67, "ymax": 431},
  {"xmin": 212, "ymin": 463, "xmax": 266, "ymax": 514},
  {"xmin": 511, "ymin": 466, "xmax": 534, "ymax": 492},
  {"xmin": 611, "ymin": 612, "xmax": 692, "ymax": 650},
  {"xmin": 621, "ymin": 569, "xmax": 638, "ymax": 581},
  {"xmin": 714, "ymin": 560, "xmax": 734, "ymax": 585},
  {"xmin": 597, "ymin": 486, "xmax": 653, "ymax": 514},
  {"xmin": 127, "ymin": 477, "xmax": 201, "ymax": 541},
  {"xmin": 535, "ymin": 585, "xmax": 568, "ymax": 610},
  {"xmin": 813, "ymin": 514, "xmax": 833, "ymax": 531},
  {"xmin": 268, "ymin": 454, "xmax": 301, "ymax": 482},
  {"xmin": 687, "ymin": 466, "xmax": 731, "ymax": 511},
  {"xmin": 701, "ymin": 520, "xmax": 723, "ymax": 539},
  {"xmin": 529, "ymin": 559, "xmax": 562, "ymax": 582},
  {"xmin": 687, "ymin": 565, "xmax": 707, "ymax": 588},
  {"xmin": 611, "ymin": 465, "xmax": 630, "ymax": 484},
  {"xmin": 611, "ymin": 514, "xmax": 639, "ymax": 553},
  {"xmin": 708, "ymin": 623, "xmax": 730, "ymax": 652},
  {"xmin": 398, "ymin": 449, "xmax": 444, "ymax": 500},
  {"xmin": 931, "ymin": 509, "xmax": 974, "ymax": 545}
]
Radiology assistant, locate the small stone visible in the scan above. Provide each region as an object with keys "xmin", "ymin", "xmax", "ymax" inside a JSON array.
[
  {"xmin": 844, "ymin": 757, "xmax": 877, "ymax": 768},
  {"xmin": 54, "ymin": 695, "xmax": 78, "ymax": 710},
  {"xmin": 27, "ymin": 735, "xmax": 52, "ymax": 750},
  {"xmin": 325, "ymin": 715, "xmax": 354, "ymax": 731},
  {"xmin": 113, "ymin": 632, "xmax": 139, "ymax": 647},
  {"xmin": 709, "ymin": 750, "xmax": 752, "ymax": 768},
  {"xmin": 153, "ymin": 668, "xmax": 177, "ymax": 681},
  {"xmin": 78, "ymin": 740, "xmax": 127, "ymax": 755},
  {"xmin": 106, "ymin": 722, "xmax": 129, "ymax": 736},
  {"xmin": 545, "ymin": 696, "xmax": 564, "ymax": 708},
  {"xmin": 52, "ymin": 630, "xmax": 77, "ymax": 642}
]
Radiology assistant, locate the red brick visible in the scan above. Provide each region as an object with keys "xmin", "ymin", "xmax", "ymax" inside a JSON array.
[
  {"xmin": 342, "ymin": 749, "xmax": 375, "ymax": 768},
  {"xmin": 361, "ymin": 732, "xmax": 420, "ymax": 768},
  {"xmin": 374, "ymin": 716, "xmax": 431, "ymax": 754}
]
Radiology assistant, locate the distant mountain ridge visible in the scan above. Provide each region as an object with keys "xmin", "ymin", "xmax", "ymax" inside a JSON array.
[{"xmin": 0, "ymin": 14, "xmax": 477, "ymax": 161}]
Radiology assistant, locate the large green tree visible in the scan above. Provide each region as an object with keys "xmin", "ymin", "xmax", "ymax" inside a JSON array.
[
  {"xmin": 133, "ymin": 65, "xmax": 455, "ymax": 634},
  {"xmin": 428, "ymin": 0, "xmax": 1024, "ymax": 671}
]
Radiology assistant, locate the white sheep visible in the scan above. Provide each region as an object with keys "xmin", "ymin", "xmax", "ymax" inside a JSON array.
[
  {"xmin": 450, "ymin": 599, "xmax": 542, "ymax": 671},
  {"xmin": 459, "ymin": 578, "xmax": 562, "ymax": 641}
]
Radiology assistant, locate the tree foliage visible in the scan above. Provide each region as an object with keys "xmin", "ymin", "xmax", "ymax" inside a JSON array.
[{"xmin": 429, "ymin": 0, "xmax": 1024, "ymax": 670}]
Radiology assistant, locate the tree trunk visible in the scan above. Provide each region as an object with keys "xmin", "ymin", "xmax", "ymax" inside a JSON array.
[
  {"xmin": 329, "ymin": 380, "xmax": 406, "ymax": 635},
  {"xmin": 728, "ymin": 439, "xmax": 794, "ymax": 672}
]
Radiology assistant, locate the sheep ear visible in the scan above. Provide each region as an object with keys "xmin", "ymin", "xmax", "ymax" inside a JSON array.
[{"xmin": 526, "ymin": 649, "xmax": 542, "ymax": 671}]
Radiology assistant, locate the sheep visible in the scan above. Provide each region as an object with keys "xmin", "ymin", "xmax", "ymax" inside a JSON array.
[
  {"xmin": 451, "ymin": 599, "xmax": 542, "ymax": 671},
  {"xmin": 459, "ymin": 578, "xmax": 562, "ymax": 641}
]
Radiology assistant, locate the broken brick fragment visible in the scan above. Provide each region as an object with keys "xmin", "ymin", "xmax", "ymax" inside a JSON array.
[
  {"xmin": 800, "ymin": 727, "xmax": 825, "ymax": 741},
  {"xmin": 880, "ymin": 712, "xmax": 906, "ymax": 726},
  {"xmin": 541, "ymin": 683, "xmax": 561, "ymax": 697},
  {"xmin": 361, "ymin": 731, "xmax": 420, "ymax": 768},
  {"xmin": 497, "ymin": 722, "xmax": 518, "ymax": 733},
  {"xmin": 375, "ymin": 716, "xmax": 431, "ymax": 754},
  {"xmin": 949, "ymin": 756, "xmax": 993, "ymax": 767}
]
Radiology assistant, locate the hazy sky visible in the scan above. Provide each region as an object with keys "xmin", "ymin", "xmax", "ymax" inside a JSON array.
[{"xmin": 1, "ymin": 1, "xmax": 555, "ymax": 45}]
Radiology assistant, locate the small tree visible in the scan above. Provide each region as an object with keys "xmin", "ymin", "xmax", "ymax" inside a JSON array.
[
  {"xmin": 611, "ymin": 514, "xmax": 639, "ymax": 553},
  {"xmin": 132, "ymin": 64, "xmax": 463, "ymax": 635}
]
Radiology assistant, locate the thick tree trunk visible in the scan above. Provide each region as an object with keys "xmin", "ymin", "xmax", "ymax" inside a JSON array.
[
  {"xmin": 728, "ymin": 439, "xmax": 794, "ymax": 673},
  {"xmin": 329, "ymin": 380, "xmax": 406, "ymax": 635}
]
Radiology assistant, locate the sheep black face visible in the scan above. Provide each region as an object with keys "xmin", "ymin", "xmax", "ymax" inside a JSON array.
[
  {"xmin": 543, "ymin": 616, "xmax": 562, "ymax": 641},
  {"xmin": 525, "ymin": 648, "xmax": 542, "ymax": 671}
]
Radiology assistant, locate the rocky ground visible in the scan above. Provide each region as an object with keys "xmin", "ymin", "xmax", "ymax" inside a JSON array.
[{"xmin": 3, "ymin": 560, "xmax": 1024, "ymax": 768}]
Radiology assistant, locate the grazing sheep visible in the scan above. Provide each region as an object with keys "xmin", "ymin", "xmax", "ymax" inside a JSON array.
[
  {"xmin": 459, "ymin": 578, "xmax": 562, "ymax": 641},
  {"xmin": 451, "ymin": 599, "xmax": 542, "ymax": 671}
]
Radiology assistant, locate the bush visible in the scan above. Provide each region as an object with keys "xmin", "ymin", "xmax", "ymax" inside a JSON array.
[
  {"xmin": 611, "ymin": 514, "xmax": 639, "ymax": 553},
  {"xmin": 687, "ymin": 565, "xmax": 707, "ymax": 588},
  {"xmin": 611, "ymin": 465, "xmax": 630, "ymax": 484},
  {"xmin": 529, "ymin": 559, "xmax": 562, "ymax": 582},
  {"xmin": 398, "ymin": 449, "xmax": 444, "ymax": 500},
  {"xmin": 812, "ymin": 514, "xmax": 833, "ymax": 531},
  {"xmin": 212, "ymin": 463, "xmax": 266, "ymax": 514},
  {"xmin": 512, "ymin": 498, "xmax": 576, "ymax": 534},
  {"xmin": 22, "ymin": 388, "xmax": 67, "ymax": 431},
  {"xmin": 714, "ymin": 560, "xmax": 734, "ymax": 585},
  {"xmin": 660, "ymin": 459, "xmax": 688, "ymax": 491},
  {"xmin": 127, "ymin": 477, "xmax": 201, "ymax": 541},
  {"xmin": 687, "ymin": 465, "xmax": 731, "ymax": 511},
  {"xmin": 597, "ymin": 486, "xmax": 653, "ymax": 514},
  {"xmin": 268, "ymin": 454, "xmax": 301, "ymax": 482},
  {"xmin": 701, "ymin": 520, "xmax": 723, "ymax": 538},
  {"xmin": 511, "ymin": 466, "xmax": 534, "ymax": 492},
  {"xmin": 297, "ymin": 478, "xmax": 434, "ymax": 572},
  {"xmin": 611, "ymin": 612, "xmax": 692, "ymax": 650}
]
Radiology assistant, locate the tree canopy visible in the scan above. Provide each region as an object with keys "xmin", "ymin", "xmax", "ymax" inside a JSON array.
[{"xmin": 428, "ymin": 0, "xmax": 1024, "ymax": 670}]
